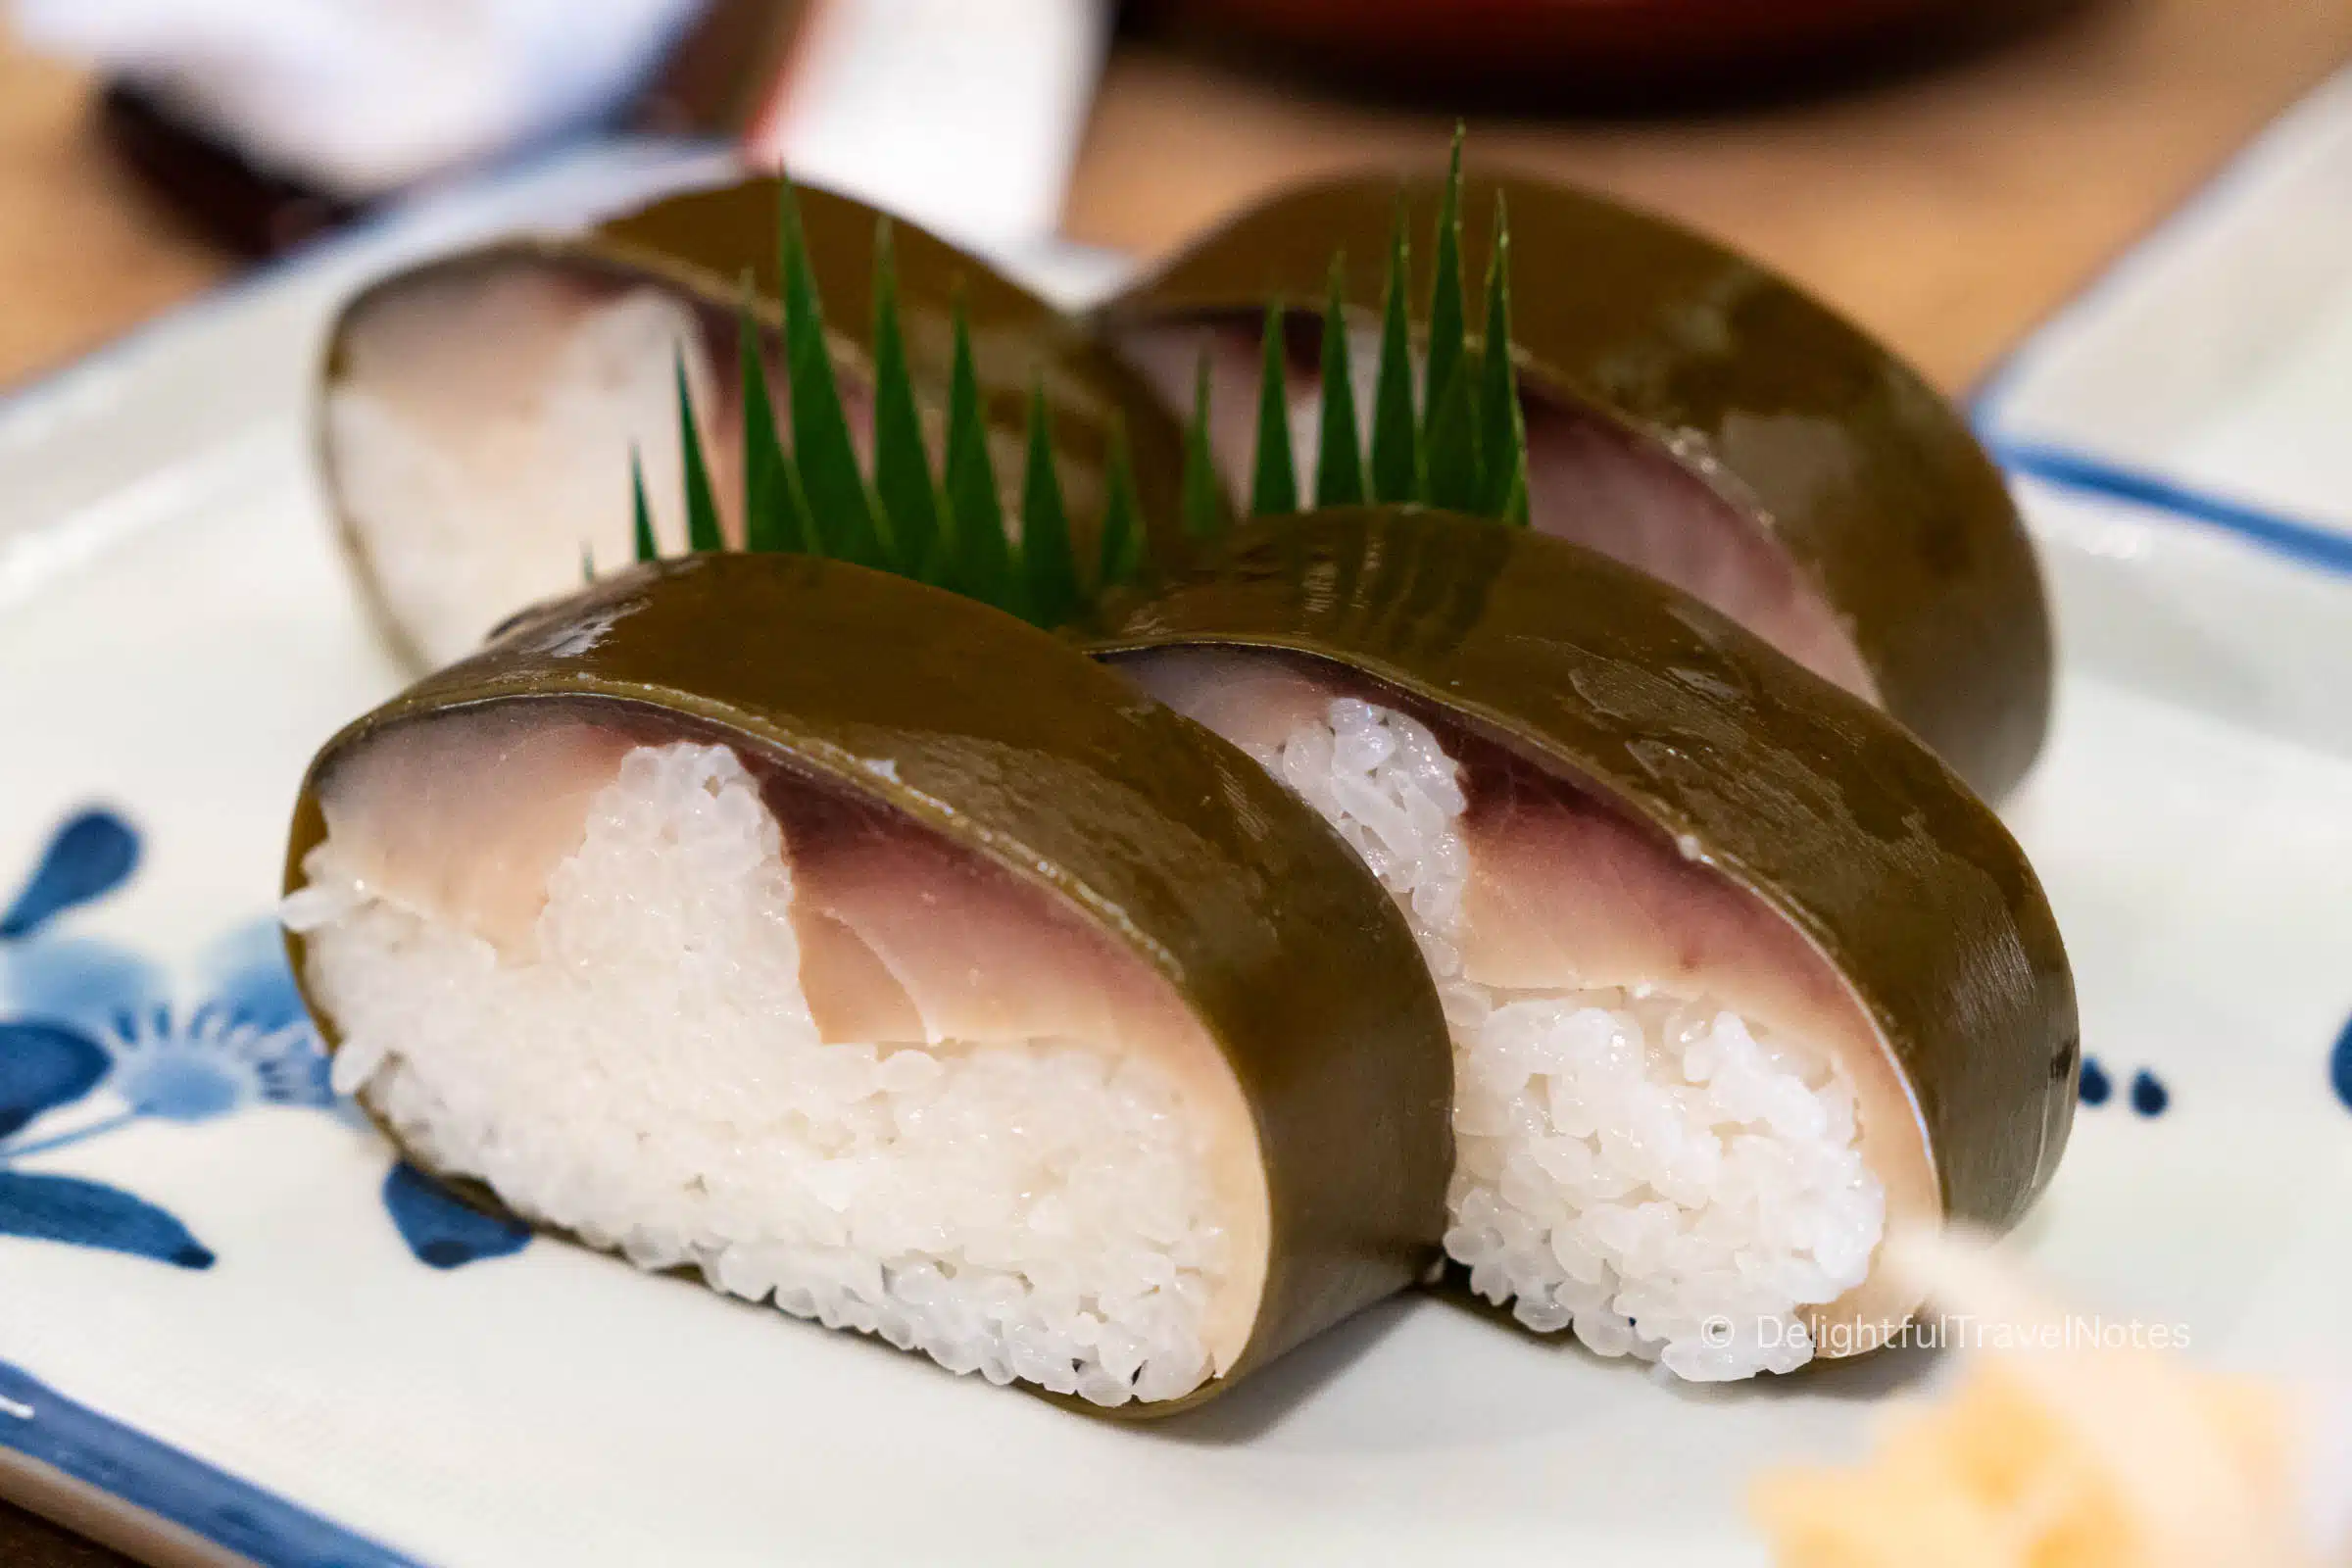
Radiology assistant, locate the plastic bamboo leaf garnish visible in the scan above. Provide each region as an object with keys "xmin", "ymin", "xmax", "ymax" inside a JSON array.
[
  {"xmin": 867, "ymin": 221, "xmax": 940, "ymax": 573},
  {"xmin": 1250, "ymin": 303, "xmax": 1299, "ymax": 517},
  {"xmin": 1475, "ymin": 199, "xmax": 1526, "ymax": 521},
  {"xmin": 778, "ymin": 184, "xmax": 887, "ymax": 571},
  {"xmin": 1097, "ymin": 423, "xmax": 1145, "ymax": 591},
  {"xmin": 675, "ymin": 354, "xmax": 724, "ymax": 555},
  {"xmin": 1202, "ymin": 124, "xmax": 1529, "ymax": 534},
  {"xmin": 736, "ymin": 297, "xmax": 808, "ymax": 555},
  {"xmin": 939, "ymin": 297, "xmax": 1017, "ymax": 610},
  {"xmin": 1020, "ymin": 382, "xmax": 1081, "ymax": 630},
  {"xmin": 1313, "ymin": 257, "xmax": 1365, "ymax": 509},
  {"xmin": 1423, "ymin": 358, "xmax": 1482, "ymax": 514},
  {"xmin": 626, "ymin": 139, "xmax": 1526, "ymax": 632},
  {"xmin": 630, "ymin": 450, "xmax": 658, "ymax": 564},
  {"xmin": 632, "ymin": 178, "xmax": 1151, "ymax": 630}
]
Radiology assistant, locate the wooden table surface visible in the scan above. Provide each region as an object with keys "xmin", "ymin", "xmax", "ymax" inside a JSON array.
[
  {"xmin": 1, "ymin": 1, "xmax": 2347, "ymax": 1562},
  {"xmin": 0, "ymin": 31, "xmax": 227, "ymax": 389},
  {"xmin": 1067, "ymin": 0, "xmax": 2352, "ymax": 392}
]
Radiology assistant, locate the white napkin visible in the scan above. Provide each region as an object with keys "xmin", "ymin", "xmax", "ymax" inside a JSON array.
[
  {"xmin": 10, "ymin": 0, "xmax": 706, "ymax": 198},
  {"xmin": 753, "ymin": 0, "xmax": 1112, "ymax": 250}
]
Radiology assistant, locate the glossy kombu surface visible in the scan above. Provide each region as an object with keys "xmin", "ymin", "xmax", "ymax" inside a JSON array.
[
  {"xmin": 1086, "ymin": 509, "xmax": 2077, "ymax": 1232},
  {"xmin": 1102, "ymin": 171, "xmax": 2055, "ymax": 801},
  {"xmin": 282, "ymin": 553, "xmax": 1456, "ymax": 1415}
]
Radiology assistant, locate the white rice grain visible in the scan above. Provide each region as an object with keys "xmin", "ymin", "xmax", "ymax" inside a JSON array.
[
  {"xmin": 1252, "ymin": 699, "xmax": 1886, "ymax": 1381},
  {"xmin": 292, "ymin": 741, "xmax": 1230, "ymax": 1406},
  {"xmin": 325, "ymin": 287, "xmax": 710, "ymax": 668}
]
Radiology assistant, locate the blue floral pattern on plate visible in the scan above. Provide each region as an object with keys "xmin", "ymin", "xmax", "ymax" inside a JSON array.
[{"xmin": 0, "ymin": 808, "xmax": 529, "ymax": 1271}]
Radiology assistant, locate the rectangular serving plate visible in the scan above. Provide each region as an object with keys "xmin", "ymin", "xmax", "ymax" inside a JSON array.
[{"xmin": 0, "ymin": 138, "xmax": 2349, "ymax": 1568}]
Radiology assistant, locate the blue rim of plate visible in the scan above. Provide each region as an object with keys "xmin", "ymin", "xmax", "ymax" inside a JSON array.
[
  {"xmin": 0, "ymin": 1362, "xmax": 418, "ymax": 1566},
  {"xmin": 1983, "ymin": 439, "xmax": 2352, "ymax": 576},
  {"xmin": 1968, "ymin": 69, "xmax": 2352, "ymax": 579}
]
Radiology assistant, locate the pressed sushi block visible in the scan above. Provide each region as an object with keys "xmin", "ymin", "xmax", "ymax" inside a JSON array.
[
  {"xmin": 575, "ymin": 181, "xmax": 2079, "ymax": 1383},
  {"xmin": 305, "ymin": 162, "xmax": 2079, "ymax": 1392},
  {"xmin": 279, "ymin": 553, "xmax": 1454, "ymax": 1412},
  {"xmin": 317, "ymin": 174, "xmax": 1189, "ymax": 671},
  {"xmin": 1083, "ymin": 509, "xmax": 2078, "ymax": 1381},
  {"xmin": 1096, "ymin": 155, "xmax": 2056, "ymax": 801}
]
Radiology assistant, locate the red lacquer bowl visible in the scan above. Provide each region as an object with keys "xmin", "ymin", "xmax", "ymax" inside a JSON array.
[{"xmin": 1147, "ymin": 0, "xmax": 2049, "ymax": 92}]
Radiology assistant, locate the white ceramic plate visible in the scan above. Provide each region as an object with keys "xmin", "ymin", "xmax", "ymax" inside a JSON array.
[{"xmin": 1, "ymin": 135, "xmax": 2349, "ymax": 1568}]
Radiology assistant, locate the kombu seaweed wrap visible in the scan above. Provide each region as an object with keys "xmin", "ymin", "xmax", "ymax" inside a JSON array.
[
  {"xmin": 303, "ymin": 157, "xmax": 2077, "ymax": 1394},
  {"xmin": 318, "ymin": 175, "xmax": 1186, "ymax": 672},
  {"xmin": 1084, "ymin": 509, "xmax": 2077, "ymax": 1380},
  {"xmin": 279, "ymin": 552, "xmax": 1453, "ymax": 1413},
  {"xmin": 1098, "ymin": 167, "xmax": 2055, "ymax": 801}
]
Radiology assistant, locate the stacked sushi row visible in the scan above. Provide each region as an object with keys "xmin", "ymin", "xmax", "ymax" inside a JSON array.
[{"xmin": 279, "ymin": 150, "xmax": 2077, "ymax": 1413}]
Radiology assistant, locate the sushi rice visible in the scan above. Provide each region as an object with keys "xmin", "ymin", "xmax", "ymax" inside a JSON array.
[
  {"xmin": 284, "ymin": 740, "xmax": 1233, "ymax": 1408},
  {"xmin": 323, "ymin": 279, "xmax": 718, "ymax": 670},
  {"xmin": 1241, "ymin": 698, "xmax": 1886, "ymax": 1381},
  {"xmin": 284, "ymin": 709, "xmax": 1886, "ymax": 1390}
]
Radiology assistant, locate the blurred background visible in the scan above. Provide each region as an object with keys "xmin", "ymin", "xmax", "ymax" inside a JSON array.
[
  {"xmin": 2, "ymin": 0, "xmax": 2349, "ymax": 398},
  {"xmin": 0, "ymin": 5, "xmax": 2349, "ymax": 1564}
]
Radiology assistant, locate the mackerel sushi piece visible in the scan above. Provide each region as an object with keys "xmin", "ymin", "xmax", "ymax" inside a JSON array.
[
  {"xmin": 1098, "ymin": 165, "xmax": 2054, "ymax": 801},
  {"xmin": 318, "ymin": 175, "xmax": 1185, "ymax": 671},
  {"xmin": 1084, "ymin": 509, "xmax": 2077, "ymax": 1380},
  {"xmin": 279, "ymin": 553, "xmax": 1453, "ymax": 1412}
]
